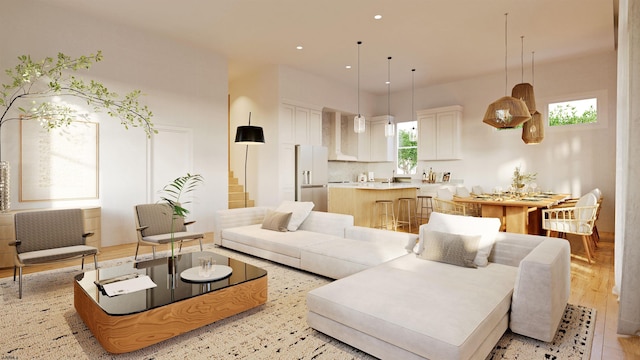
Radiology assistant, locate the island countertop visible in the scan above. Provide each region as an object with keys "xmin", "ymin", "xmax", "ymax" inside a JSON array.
[{"xmin": 328, "ymin": 182, "xmax": 420, "ymax": 190}]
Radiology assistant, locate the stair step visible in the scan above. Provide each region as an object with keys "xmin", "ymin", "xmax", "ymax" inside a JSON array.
[
  {"xmin": 229, "ymin": 184, "xmax": 244, "ymax": 193},
  {"xmin": 229, "ymin": 199, "xmax": 254, "ymax": 208},
  {"xmin": 228, "ymin": 177, "xmax": 238, "ymax": 185},
  {"xmin": 229, "ymin": 192, "xmax": 247, "ymax": 201}
]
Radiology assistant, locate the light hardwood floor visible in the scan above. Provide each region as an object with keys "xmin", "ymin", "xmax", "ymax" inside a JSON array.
[{"xmin": 2, "ymin": 235, "xmax": 639, "ymax": 359}]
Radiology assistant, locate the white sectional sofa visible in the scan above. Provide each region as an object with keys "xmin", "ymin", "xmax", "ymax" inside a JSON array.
[
  {"xmin": 214, "ymin": 206, "xmax": 418, "ymax": 279},
  {"xmin": 213, "ymin": 207, "xmax": 571, "ymax": 360}
]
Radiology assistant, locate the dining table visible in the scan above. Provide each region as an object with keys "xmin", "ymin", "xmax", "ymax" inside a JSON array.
[{"xmin": 453, "ymin": 192, "xmax": 571, "ymax": 234}]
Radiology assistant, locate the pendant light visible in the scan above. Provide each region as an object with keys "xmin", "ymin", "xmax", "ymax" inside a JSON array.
[
  {"xmin": 354, "ymin": 41, "xmax": 366, "ymax": 133},
  {"xmin": 522, "ymin": 51, "xmax": 545, "ymax": 144},
  {"xmin": 384, "ymin": 56, "xmax": 395, "ymax": 137},
  {"xmin": 410, "ymin": 68, "xmax": 417, "ymax": 141},
  {"xmin": 483, "ymin": 13, "xmax": 531, "ymax": 129},
  {"xmin": 511, "ymin": 36, "xmax": 537, "ymax": 113}
]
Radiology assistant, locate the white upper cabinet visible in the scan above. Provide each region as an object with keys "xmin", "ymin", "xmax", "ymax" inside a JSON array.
[
  {"xmin": 417, "ymin": 105, "xmax": 463, "ymax": 160},
  {"xmin": 282, "ymin": 102, "xmax": 322, "ymax": 146}
]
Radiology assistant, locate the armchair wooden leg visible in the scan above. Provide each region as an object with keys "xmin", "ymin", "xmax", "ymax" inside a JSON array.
[
  {"xmin": 198, "ymin": 239, "xmax": 203, "ymax": 251},
  {"xmin": 582, "ymin": 235, "xmax": 593, "ymax": 264},
  {"xmin": 93, "ymin": 254, "xmax": 98, "ymax": 269},
  {"xmin": 18, "ymin": 266, "xmax": 23, "ymax": 299},
  {"xmin": 13, "ymin": 266, "xmax": 16, "ymax": 281},
  {"xmin": 135, "ymin": 243, "xmax": 141, "ymax": 260},
  {"xmin": 81, "ymin": 257, "xmax": 85, "ymax": 270}
]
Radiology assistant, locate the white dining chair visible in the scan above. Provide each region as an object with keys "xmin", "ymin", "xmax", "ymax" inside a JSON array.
[{"xmin": 542, "ymin": 192, "xmax": 599, "ymax": 263}]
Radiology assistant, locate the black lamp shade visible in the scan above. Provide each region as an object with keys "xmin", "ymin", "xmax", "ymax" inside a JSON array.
[{"xmin": 235, "ymin": 125, "xmax": 265, "ymax": 144}]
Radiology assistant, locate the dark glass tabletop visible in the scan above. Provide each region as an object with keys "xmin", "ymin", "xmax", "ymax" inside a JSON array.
[{"xmin": 74, "ymin": 251, "xmax": 267, "ymax": 316}]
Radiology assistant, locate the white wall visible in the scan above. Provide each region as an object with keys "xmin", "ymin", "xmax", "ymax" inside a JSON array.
[{"xmin": 1, "ymin": 2, "xmax": 229, "ymax": 246}]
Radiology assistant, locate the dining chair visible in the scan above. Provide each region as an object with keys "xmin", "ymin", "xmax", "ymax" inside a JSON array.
[
  {"xmin": 437, "ymin": 188, "xmax": 454, "ymax": 200},
  {"xmin": 472, "ymin": 186, "xmax": 485, "ymax": 195},
  {"xmin": 454, "ymin": 187, "xmax": 481, "ymax": 217},
  {"xmin": 433, "ymin": 197, "xmax": 467, "ymax": 216},
  {"xmin": 541, "ymin": 192, "xmax": 599, "ymax": 263},
  {"xmin": 133, "ymin": 203, "xmax": 204, "ymax": 260}
]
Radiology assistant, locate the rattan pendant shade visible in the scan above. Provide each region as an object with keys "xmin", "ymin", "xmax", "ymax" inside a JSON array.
[
  {"xmin": 483, "ymin": 96, "xmax": 531, "ymax": 128},
  {"xmin": 511, "ymin": 82, "xmax": 536, "ymax": 112},
  {"xmin": 522, "ymin": 111, "xmax": 544, "ymax": 144}
]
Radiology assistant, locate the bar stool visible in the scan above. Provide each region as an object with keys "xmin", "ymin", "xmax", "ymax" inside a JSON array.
[
  {"xmin": 417, "ymin": 195, "xmax": 433, "ymax": 225},
  {"xmin": 397, "ymin": 197, "xmax": 418, "ymax": 233},
  {"xmin": 373, "ymin": 200, "xmax": 396, "ymax": 231}
]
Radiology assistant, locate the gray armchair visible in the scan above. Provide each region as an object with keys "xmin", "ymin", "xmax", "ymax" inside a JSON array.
[
  {"xmin": 133, "ymin": 203, "xmax": 204, "ymax": 260},
  {"xmin": 10, "ymin": 208, "xmax": 98, "ymax": 298}
]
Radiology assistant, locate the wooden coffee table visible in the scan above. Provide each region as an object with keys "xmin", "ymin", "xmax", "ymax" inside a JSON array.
[{"xmin": 74, "ymin": 251, "xmax": 267, "ymax": 354}]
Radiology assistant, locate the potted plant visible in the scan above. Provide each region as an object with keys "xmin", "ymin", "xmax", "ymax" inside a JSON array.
[{"xmin": 158, "ymin": 173, "xmax": 204, "ymax": 282}]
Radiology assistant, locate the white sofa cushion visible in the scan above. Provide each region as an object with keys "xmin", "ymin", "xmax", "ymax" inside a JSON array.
[
  {"xmin": 300, "ymin": 237, "xmax": 411, "ymax": 279},
  {"xmin": 307, "ymin": 254, "xmax": 518, "ymax": 360},
  {"xmin": 418, "ymin": 212, "xmax": 500, "ymax": 267},
  {"xmin": 221, "ymin": 225, "xmax": 340, "ymax": 259}
]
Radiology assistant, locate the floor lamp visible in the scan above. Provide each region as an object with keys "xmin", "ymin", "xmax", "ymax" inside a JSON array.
[{"xmin": 234, "ymin": 112, "xmax": 265, "ymax": 207}]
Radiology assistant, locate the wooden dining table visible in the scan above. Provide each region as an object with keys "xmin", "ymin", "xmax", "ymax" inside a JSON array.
[{"xmin": 453, "ymin": 193, "xmax": 570, "ymax": 234}]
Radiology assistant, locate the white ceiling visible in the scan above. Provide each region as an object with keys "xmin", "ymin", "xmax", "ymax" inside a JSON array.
[{"xmin": 43, "ymin": 0, "xmax": 616, "ymax": 95}]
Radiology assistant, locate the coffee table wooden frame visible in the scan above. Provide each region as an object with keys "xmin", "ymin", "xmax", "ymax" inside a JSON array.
[{"xmin": 74, "ymin": 269, "xmax": 267, "ymax": 354}]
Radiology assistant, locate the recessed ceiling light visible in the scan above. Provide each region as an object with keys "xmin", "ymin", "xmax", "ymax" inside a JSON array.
[
  {"xmin": 346, "ymin": 65, "xmax": 352, "ymax": 69},
  {"xmin": 374, "ymin": 15, "xmax": 382, "ymax": 20},
  {"xmin": 385, "ymin": 81, "xmax": 390, "ymax": 84},
  {"xmin": 296, "ymin": 45, "xmax": 303, "ymax": 50}
]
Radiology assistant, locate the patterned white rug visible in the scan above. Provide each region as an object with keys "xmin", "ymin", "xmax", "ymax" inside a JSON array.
[{"xmin": 0, "ymin": 245, "xmax": 595, "ymax": 359}]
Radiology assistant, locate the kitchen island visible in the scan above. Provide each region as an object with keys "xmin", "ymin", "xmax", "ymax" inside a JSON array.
[{"xmin": 328, "ymin": 183, "xmax": 419, "ymax": 228}]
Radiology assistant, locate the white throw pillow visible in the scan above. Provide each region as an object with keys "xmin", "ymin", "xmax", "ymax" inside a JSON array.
[
  {"xmin": 275, "ymin": 201, "xmax": 315, "ymax": 231},
  {"xmin": 417, "ymin": 212, "xmax": 500, "ymax": 267}
]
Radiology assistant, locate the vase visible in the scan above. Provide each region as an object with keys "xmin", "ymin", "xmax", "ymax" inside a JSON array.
[
  {"xmin": 167, "ymin": 255, "xmax": 178, "ymax": 289},
  {"xmin": 0, "ymin": 161, "xmax": 10, "ymax": 212}
]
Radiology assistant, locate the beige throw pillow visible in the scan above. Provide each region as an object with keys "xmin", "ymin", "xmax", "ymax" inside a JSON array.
[
  {"xmin": 261, "ymin": 210, "xmax": 293, "ymax": 232},
  {"xmin": 275, "ymin": 201, "xmax": 315, "ymax": 231},
  {"xmin": 418, "ymin": 230, "xmax": 481, "ymax": 268}
]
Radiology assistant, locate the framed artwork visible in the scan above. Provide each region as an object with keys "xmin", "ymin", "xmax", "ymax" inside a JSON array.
[
  {"xmin": 443, "ymin": 172, "xmax": 451, "ymax": 182},
  {"xmin": 20, "ymin": 120, "xmax": 99, "ymax": 201}
]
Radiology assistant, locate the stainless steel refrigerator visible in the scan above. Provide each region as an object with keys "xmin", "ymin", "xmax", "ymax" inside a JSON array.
[{"xmin": 295, "ymin": 145, "xmax": 328, "ymax": 212}]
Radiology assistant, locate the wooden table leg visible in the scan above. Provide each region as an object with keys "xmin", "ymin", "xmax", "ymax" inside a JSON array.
[
  {"xmin": 481, "ymin": 205, "xmax": 505, "ymax": 231},
  {"xmin": 504, "ymin": 206, "xmax": 527, "ymax": 234}
]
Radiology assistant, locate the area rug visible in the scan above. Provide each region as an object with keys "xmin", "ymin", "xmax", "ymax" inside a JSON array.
[{"xmin": 0, "ymin": 245, "xmax": 595, "ymax": 359}]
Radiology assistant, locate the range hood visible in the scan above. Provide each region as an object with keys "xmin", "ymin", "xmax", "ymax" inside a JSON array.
[{"xmin": 328, "ymin": 111, "xmax": 358, "ymax": 161}]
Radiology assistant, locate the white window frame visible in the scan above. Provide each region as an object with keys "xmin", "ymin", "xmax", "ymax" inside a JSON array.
[{"xmin": 538, "ymin": 89, "xmax": 609, "ymax": 132}]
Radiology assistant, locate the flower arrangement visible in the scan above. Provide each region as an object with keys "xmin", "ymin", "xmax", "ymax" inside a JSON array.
[{"xmin": 512, "ymin": 166, "xmax": 536, "ymax": 190}]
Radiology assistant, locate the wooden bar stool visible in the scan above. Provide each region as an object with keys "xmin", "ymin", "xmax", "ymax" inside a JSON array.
[
  {"xmin": 417, "ymin": 195, "xmax": 433, "ymax": 225},
  {"xmin": 373, "ymin": 200, "xmax": 396, "ymax": 231},
  {"xmin": 397, "ymin": 197, "xmax": 418, "ymax": 233}
]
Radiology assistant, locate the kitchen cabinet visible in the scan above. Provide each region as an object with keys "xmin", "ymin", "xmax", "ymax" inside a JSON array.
[
  {"xmin": 417, "ymin": 105, "xmax": 463, "ymax": 160},
  {"xmin": 282, "ymin": 103, "xmax": 322, "ymax": 146}
]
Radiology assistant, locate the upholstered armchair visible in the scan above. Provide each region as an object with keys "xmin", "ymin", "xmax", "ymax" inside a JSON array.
[
  {"xmin": 10, "ymin": 209, "xmax": 98, "ymax": 298},
  {"xmin": 133, "ymin": 203, "xmax": 204, "ymax": 259}
]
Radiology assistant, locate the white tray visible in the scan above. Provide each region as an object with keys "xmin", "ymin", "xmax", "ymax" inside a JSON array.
[{"xmin": 180, "ymin": 265, "xmax": 233, "ymax": 282}]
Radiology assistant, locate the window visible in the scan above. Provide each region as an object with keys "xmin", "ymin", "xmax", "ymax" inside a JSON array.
[
  {"xmin": 548, "ymin": 97, "xmax": 597, "ymax": 126},
  {"xmin": 396, "ymin": 121, "xmax": 417, "ymax": 175}
]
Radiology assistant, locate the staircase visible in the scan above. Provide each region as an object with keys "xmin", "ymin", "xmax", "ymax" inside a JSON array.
[{"xmin": 229, "ymin": 171, "xmax": 255, "ymax": 208}]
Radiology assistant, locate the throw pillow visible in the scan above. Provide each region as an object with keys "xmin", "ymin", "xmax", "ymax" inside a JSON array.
[
  {"xmin": 261, "ymin": 210, "xmax": 293, "ymax": 232},
  {"xmin": 418, "ymin": 230, "xmax": 480, "ymax": 268},
  {"xmin": 275, "ymin": 201, "xmax": 315, "ymax": 231},
  {"xmin": 416, "ymin": 212, "xmax": 500, "ymax": 267}
]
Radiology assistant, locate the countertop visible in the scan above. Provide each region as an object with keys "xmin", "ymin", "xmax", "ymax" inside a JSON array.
[{"xmin": 328, "ymin": 182, "xmax": 421, "ymax": 190}]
